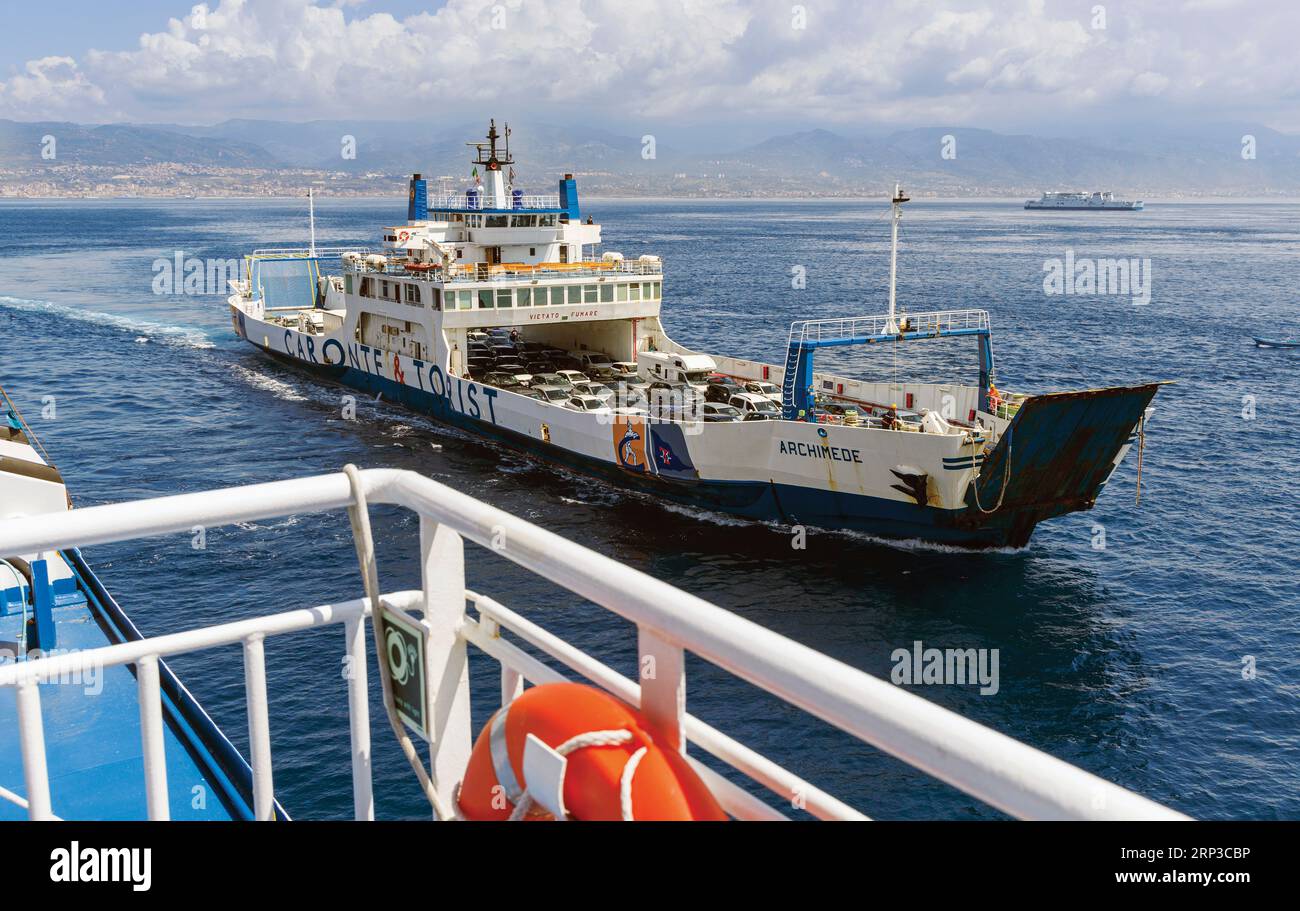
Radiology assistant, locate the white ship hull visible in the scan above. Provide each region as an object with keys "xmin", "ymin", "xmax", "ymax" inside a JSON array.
[{"xmin": 230, "ymin": 290, "xmax": 1154, "ymax": 549}]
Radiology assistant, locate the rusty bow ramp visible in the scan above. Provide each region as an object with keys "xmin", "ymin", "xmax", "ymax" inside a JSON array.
[{"xmin": 961, "ymin": 382, "xmax": 1167, "ymax": 547}]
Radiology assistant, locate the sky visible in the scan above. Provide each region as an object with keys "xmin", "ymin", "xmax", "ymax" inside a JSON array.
[{"xmin": 0, "ymin": 0, "xmax": 1296, "ymax": 145}]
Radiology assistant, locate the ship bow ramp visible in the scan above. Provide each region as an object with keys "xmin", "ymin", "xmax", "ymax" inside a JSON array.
[{"xmin": 965, "ymin": 382, "xmax": 1166, "ymax": 547}]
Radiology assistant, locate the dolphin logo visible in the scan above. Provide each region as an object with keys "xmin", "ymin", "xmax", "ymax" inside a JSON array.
[{"xmin": 618, "ymin": 428, "xmax": 643, "ymax": 470}]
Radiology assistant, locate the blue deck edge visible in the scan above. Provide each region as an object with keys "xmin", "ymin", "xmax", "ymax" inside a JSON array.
[{"xmin": 65, "ymin": 549, "xmax": 289, "ymax": 821}]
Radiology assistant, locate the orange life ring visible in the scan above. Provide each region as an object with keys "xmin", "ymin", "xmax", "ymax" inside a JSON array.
[{"xmin": 457, "ymin": 682, "xmax": 727, "ymax": 821}]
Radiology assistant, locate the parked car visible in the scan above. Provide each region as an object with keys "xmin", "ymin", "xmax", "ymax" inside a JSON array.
[
  {"xmin": 729, "ymin": 392, "xmax": 780, "ymax": 420},
  {"xmin": 704, "ymin": 383, "xmax": 737, "ymax": 404},
  {"xmin": 555, "ymin": 369, "xmax": 588, "ymax": 386},
  {"xmin": 574, "ymin": 351, "xmax": 615, "ymax": 371},
  {"xmin": 594, "ymin": 361, "xmax": 638, "ymax": 381},
  {"xmin": 609, "ymin": 386, "xmax": 649, "ymax": 409},
  {"xmin": 570, "ymin": 380, "xmax": 613, "ymax": 402},
  {"xmin": 531, "ymin": 372, "xmax": 573, "ymax": 390},
  {"xmin": 565, "ymin": 395, "xmax": 612, "ymax": 414},
  {"xmin": 531, "ymin": 385, "xmax": 572, "ymax": 404},
  {"xmin": 702, "ymin": 403, "xmax": 743, "ymax": 422},
  {"xmin": 649, "ymin": 381, "xmax": 702, "ymax": 405},
  {"xmin": 485, "ymin": 371, "xmax": 532, "ymax": 389},
  {"xmin": 742, "ymin": 380, "xmax": 782, "ymax": 404}
]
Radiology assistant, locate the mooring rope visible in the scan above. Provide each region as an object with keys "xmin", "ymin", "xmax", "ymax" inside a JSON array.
[{"xmin": 969, "ymin": 425, "xmax": 1013, "ymax": 515}]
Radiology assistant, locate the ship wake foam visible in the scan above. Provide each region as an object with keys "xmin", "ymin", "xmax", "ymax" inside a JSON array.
[{"xmin": 0, "ymin": 295, "xmax": 215, "ymax": 349}]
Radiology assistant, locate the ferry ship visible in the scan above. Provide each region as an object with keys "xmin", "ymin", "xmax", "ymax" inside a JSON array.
[
  {"xmin": 0, "ymin": 388, "xmax": 277, "ymax": 820},
  {"xmin": 228, "ymin": 122, "xmax": 1162, "ymax": 549},
  {"xmin": 1025, "ymin": 191, "xmax": 1144, "ymax": 210}
]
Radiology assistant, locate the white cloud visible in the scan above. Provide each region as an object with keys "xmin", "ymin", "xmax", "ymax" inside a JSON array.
[
  {"xmin": 0, "ymin": 56, "xmax": 105, "ymax": 117},
  {"xmin": 0, "ymin": 0, "xmax": 1296, "ymax": 132}
]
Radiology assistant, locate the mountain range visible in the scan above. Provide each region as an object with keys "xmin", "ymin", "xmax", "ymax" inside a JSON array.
[{"xmin": 2, "ymin": 118, "xmax": 1297, "ymax": 197}]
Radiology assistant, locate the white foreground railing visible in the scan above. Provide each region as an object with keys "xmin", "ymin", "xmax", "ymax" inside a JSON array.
[{"xmin": 0, "ymin": 469, "xmax": 1186, "ymax": 821}]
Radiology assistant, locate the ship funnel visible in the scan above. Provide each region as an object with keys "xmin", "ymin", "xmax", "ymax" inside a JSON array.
[
  {"xmin": 407, "ymin": 173, "xmax": 428, "ymax": 221},
  {"xmin": 559, "ymin": 174, "xmax": 580, "ymax": 223}
]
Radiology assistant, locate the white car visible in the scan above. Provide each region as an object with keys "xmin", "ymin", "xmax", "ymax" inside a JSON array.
[
  {"xmin": 565, "ymin": 395, "xmax": 612, "ymax": 414},
  {"xmin": 556, "ymin": 369, "xmax": 588, "ymax": 386},
  {"xmin": 570, "ymin": 380, "xmax": 614, "ymax": 402},
  {"xmin": 605, "ymin": 361, "xmax": 638, "ymax": 379},
  {"xmin": 531, "ymin": 385, "xmax": 572, "ymax": 404},
  {"xmin": 743, "ymin": 381, "xmax": 782, "ymax": 404},
  {"xmin": 729, "ymin": 392, "xmax": 781, "ymax": 420}
]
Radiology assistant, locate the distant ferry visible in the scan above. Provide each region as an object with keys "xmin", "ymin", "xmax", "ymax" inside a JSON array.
[
  {"xmin": 1026, "ymin": 191, "xmax": 1143, "ymax": 210},
  {"xmin": 228, "ymin": 121, "xmax": 1161, "ymax": 549}
]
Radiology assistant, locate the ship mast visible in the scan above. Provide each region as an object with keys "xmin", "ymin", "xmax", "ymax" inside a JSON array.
[
  {"xmin": 308, "ymin": 188, "xmax": 317, "ymax": 258},
  {"xmin": 886, "ymin": 182, "xmax": 909, "ymax": 333}
]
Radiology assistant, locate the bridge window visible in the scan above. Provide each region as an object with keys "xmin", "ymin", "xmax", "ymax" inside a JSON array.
[
  {"xmin": 600, "ymin": 284, "xmax": 614, "ymax": 303},
  {"xmin": 360, "ymin": 277, "xmax": 374, "ymax": 298},
  {"xmin": 517, "ymin": 288, "xmax": 532, "ymax": 307},
  {"xmin": 478, "ymin": 289, "xmax": 494, "ymax": 309},
  {"xmin": 567, "ymin": 285, "xmax": 581, "ymax": 304},
  {"xmin": 629, "ymin": 283, "xmax": 641, "ymax": 301},
  {"xmin": 486, "ymin": 215, "xmax": 508, "ymax": 228},
  {"xmin": 405, "ymin": 284, "xmax": 421, "ymax": 305},
  {"xmin": 497, "ymin": 289, "xmax": 513, "ymax": 308},
  {"xmin": 616, "ymin": 284, "xmax": 628, "ymax": 302},
  {"xmin": 583, "ymin": 285, "xmax": 597, "ymax": 303},
  {"xmin": 652, "ymin": 281, "xmax": 661, "ymax": 299}
]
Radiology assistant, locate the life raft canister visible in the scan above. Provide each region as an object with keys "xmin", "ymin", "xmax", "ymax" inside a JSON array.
[{"xmin": 458, "ymin": 682, "xmax": 727, "ymax": 821}]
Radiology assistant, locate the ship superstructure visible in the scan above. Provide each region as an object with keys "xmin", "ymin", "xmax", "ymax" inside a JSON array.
[
  {"xmin": 1025, "ymin": 190, "xmax": 1144, "ymax": 210},
  {"xmin": 228, "ymin": 122, "xmax": 1161, "ymax": 549}
]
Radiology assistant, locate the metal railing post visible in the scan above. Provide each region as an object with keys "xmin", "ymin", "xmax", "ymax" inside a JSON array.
[
  {"xmin": 343, "ymin": 616, "xmax": 374, "ymax": 821},
  {"xmin": 242, "ymin": 633, "xmax": 276, "ymax": 820},
  {"xmin": 136, "ymin": 655, "xmax": 170, "ymax": 820},
  {"xmin": 419, "ymin": 515, "xmax": 472, "ymax": 812},
  {"xmin": 637, "ymin": 627, "xmax": 686, "ymax": 753},
  {"xmin": 15, "ymin": 679, "xmax": 53, "ymax": 820}
]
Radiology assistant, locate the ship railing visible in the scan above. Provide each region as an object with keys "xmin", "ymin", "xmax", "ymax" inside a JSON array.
[
  {"xmin": 0, "ymin": 469, "xmax": 1185, "ymax": 822},
  {"xmin": 426, "ymin": 193, "xmax": 561, "ymax": 210},
  {"xmin": 791, "ymin": 309, "xmax": 990, "ymax": 347},
  {"xmin": 249, "ymin": 247, "xmax": 369, "ymax": 260},
  {"xmin": 346, "ymin": 257, "xmax": 664, "ymax": 283}
]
